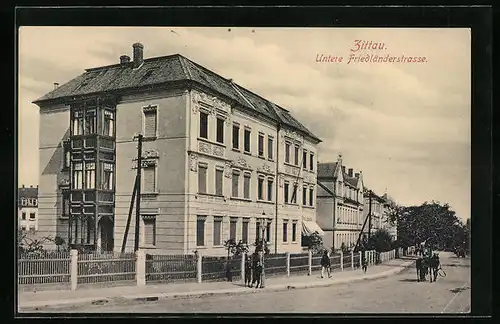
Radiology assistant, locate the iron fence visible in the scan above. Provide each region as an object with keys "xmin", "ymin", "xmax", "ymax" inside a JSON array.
[
  {"xmin": 353, "ymin": 252, "xmax": 361, "ymax": 268},
  {"xmin": 343, "ymin": 253, "xmax": 353, "ymax": 269},
  {"xmin": 77, "ymin": 252, "xmax": 136, "ymax": 285},
  {"xmin": 17, "ymin": 251, "xmax": 71, "ymax": 285},
  {"xmin": 263, "ymin": 253, "xmax": 287, "ymax": 277},
  {"xmin": 145, "ymin": 254, "xmax": 197, "ymax": 283},
  {"xmin": 202, "ymin": 255, "xmax": 242, "ymax": 282},
  {"xmin": 330, "ymin": 254, "xmax": 342, "ymax": 271},
  {"xmin": 289, "ymin": 253, "xmax": 309, "ymax": 274}
]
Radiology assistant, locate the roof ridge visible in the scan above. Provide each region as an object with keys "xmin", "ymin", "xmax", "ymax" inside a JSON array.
[{"xmin": 177, "ymin": 55, "xmax": 192, "ymax": 80}]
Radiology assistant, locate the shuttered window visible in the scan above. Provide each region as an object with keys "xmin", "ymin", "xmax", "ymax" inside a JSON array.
[
  {"xmin": 232, "ymin": 124, "xmax": 240, "ymax": 149},
  {"xmin": 309, "ymin": 153, "xmax": 314, "ymax": 171},
  {"xmin": 197, "ymin": 216, "xmax": 206, "ymax": 247},
  {"xmin": 285, "ymin": 142, "xmax": 290, "ymax": 163},
  {"xmin": 215, "ymin": 168, "xmax": 223, "ymax": 196},
  {"xmin": 258, "ymin": 177, "xmax": 264, "ymax": 200},
  {"xmin": 142, "ymin": 215, "xmax": 156, "ymax": 246},
  {"xmin": 309, "ymin": 187, "xmax": 314, "ymax": 206},
  {"xmin": 267, "ymin": 179, "xmax": 273, "ymax": 201},
  {"xmin": 258, "ymin": 133, "xmax": 264, "ymax": 157},
  {"xmin": 303, "ymin": 186, "xmax": 307, "ymax": 205},
  {"xmin": 303, "ymin": 150, "xmax": 307, "ymax": 169},
  {"xmin": 143, "ymin": 166, "xmax": 156, "ymax": 193},
  {"xmin": 284, "ymin": 182, "xmax": 289, "ymax": 203},
  {"xmin": 200, "ymin": 112, "xmax": 208, "ymax": 139},
  {"xmin": 268, "ymin": 136, "xmax": 274, "ymax": 160},
  {"xmin": 230, "ymin": 218, "xmax": 237, "ymax": 240},
  {"xmin": 242, "ymin": 220, "xmax": 249, "ymax": 243},
  {"xmin": 292, "ymin": 222, "xmax": 297, "ymax": 242},
  {"xmin": 244, "ymin": 128, "xmax": 251, "ymax": 153},
  {"xmin": 216, "ymin": 118, "xmax": 224, "ymax": 143},
  {"xmin": 256, "ymin": 221, "xmax": 261, "ymax": 241},
  {"xmin": 143, "ymin": 108, "xmax": 157, "ymax": 138},
  {"xmin": 213, "ymin": 217, "xmax": 222, "ymax": 246},
  {"xmin": 232, "ymin": 170, "xmax": 239, "ymax": 197},
  {"xmin": 294, "ymin": 145, "xmax": 299, "ymax": 166},
  {"xmin": 198, "ymin": 164, "xmax": 207, "ymax": 194},
  {"xmin": 283, "ymin": 220, "xmax": 288, "ymax": 243},
  {"xmin": 243, "ymin": 173, "xmax": 251, "ymax": 199}
]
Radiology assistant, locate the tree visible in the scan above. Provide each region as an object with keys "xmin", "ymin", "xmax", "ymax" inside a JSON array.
[
  {"xmin": 301, "ymin": 232, "xmax": 324, "ymax": 254},
  {"xmin": 17, "ymin": 229, "xmax": 55, "ymax": 256},
  {"xmin": 223, "ymin": 239, "xmax": 250, "ymax": 282},
  {"xmin": 368, "ymin": 229, "xmax": 393, "ymax": 252}
]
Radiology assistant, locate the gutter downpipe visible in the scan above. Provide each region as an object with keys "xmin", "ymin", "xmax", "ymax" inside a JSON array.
[{"xmin": 274, "ymin": 121, "xmax": 281, "ymax": 254}]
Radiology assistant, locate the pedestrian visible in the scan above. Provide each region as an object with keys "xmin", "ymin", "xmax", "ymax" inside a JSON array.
[{"xmin": 320, "ymin": 250, "xmax": 331, "ymax": 278}]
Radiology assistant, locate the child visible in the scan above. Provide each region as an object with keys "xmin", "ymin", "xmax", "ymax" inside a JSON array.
[{"xmin": 320, "ymin": 250, "xmax": 331, "ymax": 278}]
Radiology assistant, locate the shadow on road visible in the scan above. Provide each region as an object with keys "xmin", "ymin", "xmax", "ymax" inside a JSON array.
[
  {"xmin": 399, "ymin": 278, "xmax": 419, "ymax": 283},
  {"xmin": 441, "ymin": 264, "xmax": 470, "ymax": 268},
  {"xmin": 450, "ymin": 286, "xmax": 470, "ymax": 294}
]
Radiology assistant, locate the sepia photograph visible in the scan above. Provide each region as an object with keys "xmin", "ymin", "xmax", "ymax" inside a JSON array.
[{"xmin": 17, "ymin": 26, "xmax": 472, "ymax": 314}]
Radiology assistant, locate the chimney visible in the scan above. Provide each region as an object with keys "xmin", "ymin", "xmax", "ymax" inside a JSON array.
[
  {"xmin": 22, "ymin": 184, "xmax": 25, "ymax": 188},
  {"xmin": 120, "ymin": 55, "xmax": 131, "ymax": 64},
  {"xmin": 132, "ymin": 43, "xmax": 144, "ymax": 68},
  {"xmin": 355, "ymin": 172, "xmax": 360, "ymax": 178},
  {"xmin": 348, "ymin": 168, "xmax": 353, "ymax": 177},
  {"xmin": 54, "ymin": 82, "xmax": 59, "ymax": 89}
]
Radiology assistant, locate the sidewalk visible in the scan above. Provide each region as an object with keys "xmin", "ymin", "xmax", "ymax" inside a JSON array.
[{"xmin": 18, "ymin": 257, "xmax": 416, "ymax": 311}]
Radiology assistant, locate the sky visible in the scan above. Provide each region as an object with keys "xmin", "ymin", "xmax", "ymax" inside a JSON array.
[{"xmin": 18, "ymin": 27, "xmax": 471, "ymax": 221}]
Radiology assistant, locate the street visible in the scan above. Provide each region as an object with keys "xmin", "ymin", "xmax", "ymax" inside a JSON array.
[{"xmin": 30, "ymin": 253, "xmax": 470, "ymax": 313}]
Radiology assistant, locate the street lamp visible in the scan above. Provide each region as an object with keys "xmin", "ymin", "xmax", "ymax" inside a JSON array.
[{"xmin": 260, "ymin": 211, "xmax": 266, "ymax": 288}]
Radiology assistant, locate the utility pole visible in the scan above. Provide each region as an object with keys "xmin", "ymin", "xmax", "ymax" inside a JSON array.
[
  {"xmin": 367, "ymin": 190, "xmax": 373, "ymax": 243},
  {"xmin": 134, "ymin": 134, "xmax": 143, "ymax": 252}
]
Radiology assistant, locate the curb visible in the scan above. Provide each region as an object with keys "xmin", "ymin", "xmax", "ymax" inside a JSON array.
[{"xmin": 19, "ymin": 260, "xmax": 415, "ymax": 311}]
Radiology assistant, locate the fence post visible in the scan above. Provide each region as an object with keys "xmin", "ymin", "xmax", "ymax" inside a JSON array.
[
  {"xmin": 308, "ymin": 250, "xmax": 312, "ymax": 276},
  {"xmin": 241, "ymin": 253, "xmax": 246, "ymax": 284},
  {"xmin": 197, "ymin": 254, "xmax": 202, "ymax": 283},
  {"xmin": 340, "ymin": 251, "xmax": 343, "ymax": 271},
  {"xmin": 70, "ymin": 249, "xmax": 78, "ymax": 291},
  {"xmin": 359, "ymin": 251, "xmax": 362, "ymax": 268},
  {"xmin": 286, "ymin": 252, "xmax": 291, "ymax": 277},
  {"xmin": 351, "ymin": 251, "xmax": 354, "ymax": 270},
  {"xmin": 136, "ymin": 249, "xmax": 146, "ymax": 286}
]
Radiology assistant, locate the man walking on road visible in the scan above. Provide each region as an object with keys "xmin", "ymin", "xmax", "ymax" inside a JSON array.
[{"xmin": 320, "ymin": 250, "xmax": 332, "ymax": 278}]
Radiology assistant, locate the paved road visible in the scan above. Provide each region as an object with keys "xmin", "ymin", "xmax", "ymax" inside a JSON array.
[{"xmin": 32, "ymin": 253, "xmax": 470, "ymax": 313}]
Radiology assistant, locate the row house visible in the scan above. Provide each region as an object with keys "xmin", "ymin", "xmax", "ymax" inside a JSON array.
[
  {"xmin": 316, "ymin": 155, "xmax": 364, "ymax": 251},
  {"xmin": 18, "ymin": 185, "xmax": 39, "ymax": 232},
  {"xmin": 362, "ymin": 189, "xmax": 397, "ymax": 241},
  {"xmin": 34, "ymin": 43, "xmax": 322, "ymax": 255}
]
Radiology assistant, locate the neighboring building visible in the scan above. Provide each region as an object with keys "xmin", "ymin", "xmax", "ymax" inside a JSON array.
[
  {"xmin": 362, "ymin": 189, "xmax": 397, "ymax": 241},
  {"xmin": 34, "ymin": 43, "xmax": 322, "ymax": 255},
  {"xmin": 316, "ymin": 155, "xmax": 364, "ymax": 251},
  {"xmin": 18, "ymin": 185, "xmax": 39, "ymax": 231}
]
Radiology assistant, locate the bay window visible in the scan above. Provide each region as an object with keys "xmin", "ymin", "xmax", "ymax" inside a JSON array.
[
  {"xmin": 85, "ymin": 162, "xmax": 96, "ymax": 189},
  {"xmin": 101, "ymin": 162, "xmax": 114, "ymax": 190},
  {"xmin": 103, "ymin": 110, "xmax": 115, "ymax": 137},
  {"xmin": 72, "ymin": 111, "xmax": 84, "ymax": 136},
  {"xmin": 73, "ymin": 162, "xmax": 83, "ymax": 189},
  {"xmin": 85, "ymin": 110, "xmax": 97, "ymax": 134}
]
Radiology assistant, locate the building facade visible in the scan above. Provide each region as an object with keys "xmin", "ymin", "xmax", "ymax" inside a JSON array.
[
  {"xmin": 18, "ymin": 185, "xmax": 39, "ymax": 231},
  {"xmin": 362, "ymin": 189, "xmax": 397, "ymax": 242},
  {"xmin": 34, "ymin": 43, "xmax": 322, "ymax": 255},
  {"xmin": 316, "ymin": 155, "xmax": 364, "ymax": 251}
]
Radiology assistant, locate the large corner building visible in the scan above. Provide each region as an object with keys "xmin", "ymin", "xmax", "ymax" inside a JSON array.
[{"xmin": 34, "ymin": 43, "xmax": 322, "ymax": 255}]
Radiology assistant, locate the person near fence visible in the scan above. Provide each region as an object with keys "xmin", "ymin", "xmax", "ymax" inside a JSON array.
[
  {"xmin": 244, "ymin": 254, "xmax": 253, "ymax": 287},
  {"xmin": 361, "ymin": 251, "xmax": 368, "ymax": 273},
  {"xmin": 320, "ymin": 250, "xmax": 332, "ymax": 278},
  {"xmin": 250, "ymin": 251, "xmax": 263, "ymax": 288}
]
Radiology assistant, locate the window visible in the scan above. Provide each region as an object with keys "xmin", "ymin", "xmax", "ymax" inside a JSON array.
[
  {"xmin": 285, "ymin": 142, "xmax": 290, "ymax": 163},
  {"xmin": 258, "ymin": 177, "xmax": 264, "ymax": 200},
  {"xmin": 73, "ymin": 162, "xmax": 83, "ymax": 189},
  {"xmin": 302, "ymin": 186, "xmax": 307, "ymax": 205},
  {"xmin": 266, "ymin": 221, "xmax": 271, "ymax": 242},
  {"xmin": 309, "ymin": 187, "xmax": 314, "ymax": 206},
  {"xmin": 101, "ymin": 163, "xmax": 114, "ymax": 190},
  {"xmin": 242, "ymin": 220, "xmax": 249, "ymax": 244},
  {"xmin": 294, "ymin": 145, "xmax": 299, "ymax": 166},
  {"xmin": 256, "ymin": 221, "xmax": 261, "ymax": 241},
  {"xmin": 215, "ymin": 168, "xmax": 223, "ymax": 196},
  {"xmin": 85, "ymin": 162, "xmax": 96, "ymax": 189},
  {"xmin": 143, "ymin": 165, "xmax": 157, "ymax": 193},
  {"xmin": 243, "ymin": 173, "xmax": 251, "ymax": 199},
  {"xmin": 267, "ymin": 179, "xmax": 273, "ymax": 201},
  {"xmin": 232, "ymin": 124, "xmax": 240, "ymax": 149},
  {"xmin": 258, "ymin": 133, "xmax": 264, "ymax": 157},
  {"xmin": 103, "ymin": 110, "xmax": 115, "ymax": 137},
  {"xmin": 309, "ymin": 153, "xmax": 314, "ymax": 171},
  {"xmin": 302, "ymin": 150, "xmax": 307, "ymax": 169},
  {"xmin": 267, "ymin": 136, "xmax": 274, "ymax": 160},
  {"xmin": 143, "ymin": 107, "xmax": 158, "ymax": 138},
  {"xmin": 230, "ymin": 218, "xmax": 237, "ymax": 240},
  {"xmin": 216, "ymin": 118, "xmax": 224, "ymax": 143},
  {"xmin": 72, "ymin": 111, "xmax": 83, "ymax": 135},
  {"xmin": 284, "ymin": 182, "xmax": 289, "ymax": 203},
  {"xmin": 290, "ymin": 183, "xmax": 297, "ymax": 204},
  {"xmin": 292, "ymin": 222, "xmax": 297, "ymax": 242},
  {"xmin": 85, "ymin": 110, "xmax": 97, "ymax": 134},
  {"xmin": 62, "ymin": 191, "xmax": 70, "ymax": 218},
  {"xmin": 283, "ymin": 220, "xmax": 288, "ymax": 243},
  {"xmin": 63, "ymin": 141, "xmax": 71, "ymax": 170},
  {"xmin": 142, "ymin": 215, "xmax": 156, "ymax": 246},
  {"xmin": 213, "ymin": 217, "xmax": 222, "ymax": 246},
  {"xmin": 29, "ymin": 213, "xmax": 35, "ymax": 220},
  {"xmin": 232, "ymin": 170, "xmax": 240, "ymax": 197},
  {"xmin": 196, "ymin": 216, "xmax": 206, "ymax": 247},
  {"xmin": 21, "ymin": 212, "xmax": 26, "ymax": 220},
  {"xmin": 198, "ymin": 164, "xmax": 207, "ymax": 194},
  {"xmin": 199, "ymin": 112, "xmax": 208, "ymax": 139},
  {"xmin": 244, "ymin": 128, "xmax": 251, "ymax": 153}
]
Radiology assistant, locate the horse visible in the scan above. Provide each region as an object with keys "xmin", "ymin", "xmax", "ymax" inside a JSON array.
[{"xmin": 428, "ymin": 253, "xmax": 441, "ymax": 282}]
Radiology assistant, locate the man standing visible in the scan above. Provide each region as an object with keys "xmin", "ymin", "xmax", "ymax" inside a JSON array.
[{"xmin": 320, "ymin": 250, "xmax": 331, "ymax": 278}]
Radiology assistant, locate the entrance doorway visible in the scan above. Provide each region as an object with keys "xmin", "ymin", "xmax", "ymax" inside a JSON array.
[{"xmin": 99, "ymin": 216, "xmax": 114, "ymax": 252}]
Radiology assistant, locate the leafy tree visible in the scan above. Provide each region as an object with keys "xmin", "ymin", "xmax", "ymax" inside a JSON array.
[
  {"xmin": 301, "ymin": 232, "xmax": 324, "ymax": 254},
  {"xmin": 368, "ymin": 229, "xmax": 393, "ymax": 252},
  {"xmin": 17, "ymin": 229, "xmax": 55, "ymax": 256}
]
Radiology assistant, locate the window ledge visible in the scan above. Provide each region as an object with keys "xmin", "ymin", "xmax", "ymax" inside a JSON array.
[
  {"xmin": 232, "ymin": 148, "xmax": 240, "ymax": 152},
  {"xmin": 198, "ymin": 137, "xmax": 226, "ymax": 148},
  {"xmin": 197, "ymin": 193, "xmax": 226, "ymax": 200},
  {"xmin": 142, "ymin": 192, "xmax": 159, "ymax": 197},
  {"xmin": 143, "ymin": 136, "xmax": 158, "ymax": 142},
  {"xmin": 230, "ymin": 197, "xmax": 252, "ymax": 202},
  {"xmin": 285, "ymin": 203, "xmax": 299, "ymax": 206},
  {"xmin": 140, "ymin": 245, "xmax": 157, "ymax": 249},
  {"xmin": 243, "ymin": 151, "xmax": 252, "ymax": 156},
  {"xmin": 303, "ymin": 205, "xmax": 315, "ymax": 209},
  {"xmin": 257, "ymin": 200, "xmax": 274, "ymax": 205},
  {"xmin": 268, "ymin": 158, "xmax": 274, "ymax": 162}
]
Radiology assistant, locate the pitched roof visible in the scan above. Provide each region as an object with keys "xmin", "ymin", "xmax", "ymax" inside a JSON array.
[
  {"xmin": 317, "ymin": 162, "xmax": 338, "ymax": 178},
  {"xmin": 344, "ymin": 175, "xmax": 358, "ymax": 187},
  {"xmin": 18, "ymin": 186, "xmax": 38, "ymax": 200},
  {"xmin": 34, "ymin": 54, "xmax": 321, "ymax": 142}
]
